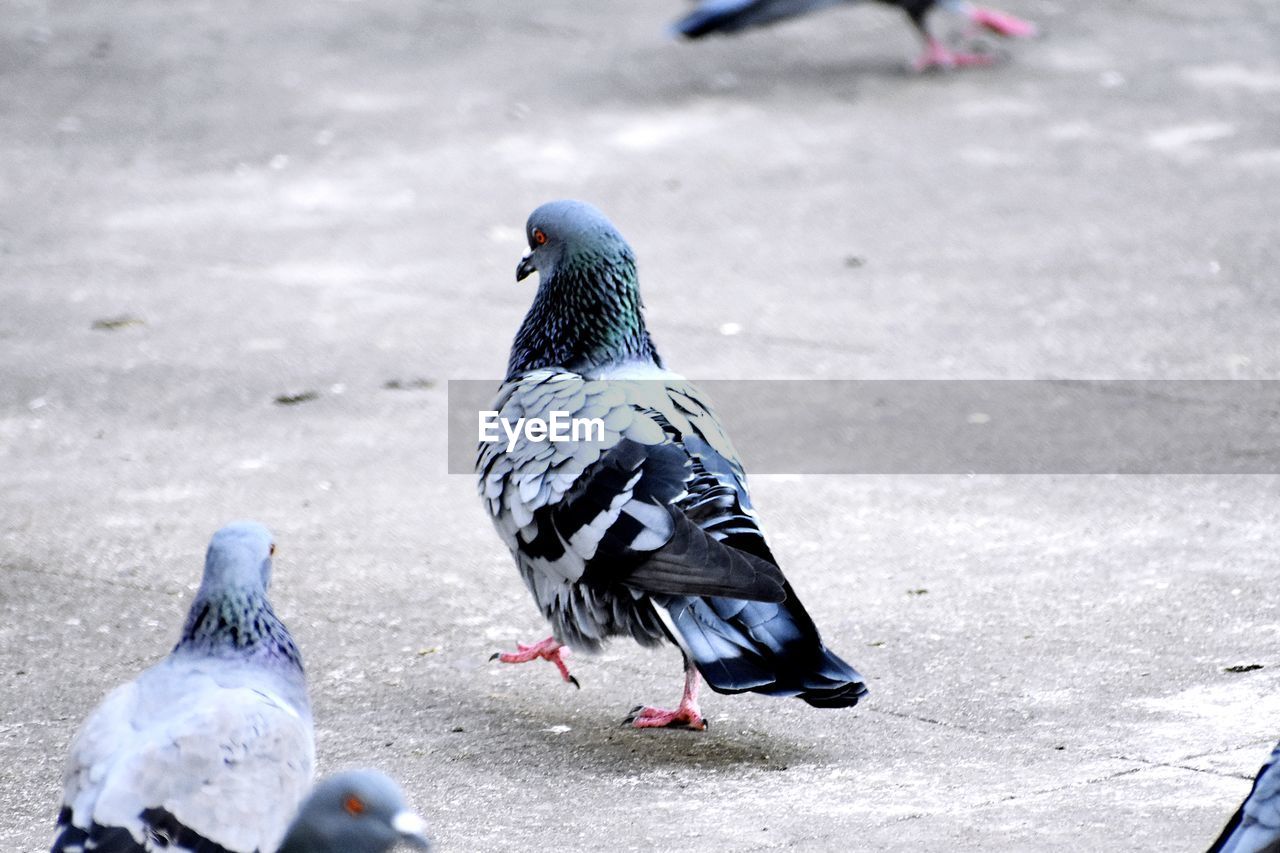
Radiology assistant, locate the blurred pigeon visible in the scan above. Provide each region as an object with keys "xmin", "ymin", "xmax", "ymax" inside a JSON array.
[
  {"xmin": 1209, "ymin": 741, "xmax": 1280, "ymax": 853},
  {"xmin": 477, "ymin": 199, "xmax": 866, "ymax": 730},
  {"xmin": 278, "ymin": 770, "xmax": 430, "ymax": 853},
  {"xmin": 674, "ymin": 0, "xmax": 1037, "ymax": 71},
  {"xmin": 51, "ymin": 521, "xmax": 314, "ymax": 853}
]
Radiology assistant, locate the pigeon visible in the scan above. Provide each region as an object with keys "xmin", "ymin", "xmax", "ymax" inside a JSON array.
[
  {"xmin": 1208, "ymin": 741, "xmax": 1280, "ymax": 853},
  {"xmin": 51, "ymin": 521, "xmax": 314, "ymax": 853},
  {"xmin": 477, "ymin": 199, "xmax": 867, "ymax": 730},
  {"xmin": 278, "ymin": 770, "xmax": 430, "ymax": 853},
  {"xmin": 673, "ymin": 0, "xmax": 1037, "ymax": 71}
]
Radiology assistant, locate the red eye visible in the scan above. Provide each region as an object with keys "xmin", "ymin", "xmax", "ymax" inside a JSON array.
[
  {"xmin": 533, "ymin": 228, "xmax": 547, "ymax": 246},
  {"xmin": 269, "ymin": 543, "xmax": 276, "ymax": 556},
  {"xmin": 345, "ymin": 795, "xmax": 365, "ymax": 816}
]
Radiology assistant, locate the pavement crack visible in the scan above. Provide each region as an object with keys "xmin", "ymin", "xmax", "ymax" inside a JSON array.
[
  {"xmin": 973, "ymin": 766, "xmax": 1147, "ymax": 808},
  {"xmin": 1110, "ymin": 753, "xmax": 1256, "ymax": 780},
  {"xmin": 861, "ymin": 707, "xmax": 991, "ymax": 736},
  {"xmin": 1, "ymin": 564, "xmax": 185, "ymax": 597}
]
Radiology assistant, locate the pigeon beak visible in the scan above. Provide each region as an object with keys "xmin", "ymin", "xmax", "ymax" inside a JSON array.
[
  {"xmin": 516, "ymin": 253, "xmax": 536, "ymax": 282},
  {"xmin": 391, "ymin": 810, "xmax": 431, "ymax": 850}
]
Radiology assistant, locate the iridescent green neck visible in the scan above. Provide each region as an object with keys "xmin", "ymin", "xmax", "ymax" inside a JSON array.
[
  {"xmin": 507, "ymin": 245, "xmax": 661, "ymax": 379},
  {"xmin": 174, "ymin": 587, "xmax": 304, "ymax": 674}
]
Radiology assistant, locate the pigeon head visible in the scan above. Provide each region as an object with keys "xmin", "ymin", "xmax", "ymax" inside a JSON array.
[
  {"xmin": 278, "ymin": 770, "xmax": 431, "ymax": 853},
  {"xmin": 515, "ymin": 199, "xmax": 629, "ymax": 283},
  {"xmin": 507, "ymin": 200, "xmax": 661, "ymax": 378},
  {"xmin": 202, "ymin": 520, "xmax": 276, "ymax": 592},
  {"xmin": 174, "ymin": 521, "xmax": 303, "ymax": 672}
]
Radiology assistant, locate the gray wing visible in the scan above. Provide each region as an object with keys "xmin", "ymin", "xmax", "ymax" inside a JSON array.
[
  {"xmin": 1211, "ymin": 741, "xmax": 1280, "ymax": 853},
  {"xmin": 674, "ymin": 0, "xmax": 849, "ymax": 38},
  {"xmin": 477, "ymin": 369, "xmax": 785, "ymax": 606},
  {"xmin": 55, "ymin": 659, "xmax": 314, "ymax": 853}
]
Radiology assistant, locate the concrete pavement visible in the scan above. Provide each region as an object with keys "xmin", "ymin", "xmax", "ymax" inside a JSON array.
[{"xmin": 2, "ymin": 0, "xmax": 1278, "ymax": 849}]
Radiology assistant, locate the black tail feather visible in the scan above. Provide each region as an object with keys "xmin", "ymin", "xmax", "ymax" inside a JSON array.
[
  {"xmin": 659, "ymin": 584, "xmax": 867, "ymax": 707},
  {"xmin": 51, "ymin": 809, "xmax": 238, "ymax": 853},
  {"xmin": 673, "ymin": 0, "xmax": 846, "ymax": 39},
  {"xmin": 52, "ymin": 821, "xmax": 145, "ymax": 853}
]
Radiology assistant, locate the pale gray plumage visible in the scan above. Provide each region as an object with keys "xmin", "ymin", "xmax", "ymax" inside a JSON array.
[
  {"xmin": 1210, "ymin": 741, "xmax": 1280, "ymax": 853},
  {"xmin": 278, "ymin": 770, "xmax": 430, "ymax": 853},
  {"xmin": 51, "ymin": 521, "xmax": 314, "ymax": 853}
]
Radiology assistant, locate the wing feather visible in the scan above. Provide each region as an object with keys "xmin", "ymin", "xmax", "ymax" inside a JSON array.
[{"xmin": 478, "ymin": 369, "xmax": 784, "ymax": 603}]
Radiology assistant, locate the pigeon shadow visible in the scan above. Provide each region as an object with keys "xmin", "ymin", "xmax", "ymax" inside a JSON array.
[
  {"xmin": 547, "ymin": 38, "xmax": 1024, "ymax": 114},
  {"xmin": 558, "ymin": 51, "xmax": 906, "ymax": 111},
  {"xmin": 449, "ymin": 693, "xmax": 822, "ymax": 776}
]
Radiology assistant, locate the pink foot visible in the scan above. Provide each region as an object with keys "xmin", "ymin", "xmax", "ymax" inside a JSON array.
[
  {"xmin": 969, "ymin": 6, "xmax": 1038, "ymax": 38},
  {"xmin": 623, "ymin": 665, "xmax": 707, "ymax": 731},
  {"xmin": 490, "ymin": 636, "xmax": 579, "ymax": 688},
  {"xmin": 914, "ymin": 38, "xmax": 996, "ymax": 71},
  {"xmin": 626, "ymin": 702, "xmax": 707, "ymax": 731}
]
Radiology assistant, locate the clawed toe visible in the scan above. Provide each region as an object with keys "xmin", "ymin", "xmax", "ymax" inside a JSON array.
[
  {"xmin": 624, "ymin": 705, "xmax": 708, "ymax": 731},
  {"xmin": 489, "ymin": 637, "xmax": 580, "ymax": 687},
  {"xmin": 622, "ymin": 667, "xmax": 708, "ymax": 731}
]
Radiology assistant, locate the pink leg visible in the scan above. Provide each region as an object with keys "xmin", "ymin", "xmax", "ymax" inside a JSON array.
[
  {"xmin": 624, "ymin": 663, "xmax": 707, "ymax": 731},
  {"xmin": 968, "ymin": 5, "xmax": 1038, "ymax": 38},
  {"xmin": 490, "ymin": 636, "xmax": 579, "ymax": 688},
  {"xmin": 914, "ymin": 37, "xmax": 996, "ymax": 71}
]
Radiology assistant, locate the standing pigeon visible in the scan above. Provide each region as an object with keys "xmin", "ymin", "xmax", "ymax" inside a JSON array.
[
  {"xmin": 673, "ymin": 0, "xmax": 1037, "ymax": 71},
  {"xmin": 477, "ymin": 199, "xmax": 866, "ymax": 730},
  {"xmin": 1208, "ymin": 741, "xmax": 1280, "ymax": 853},
  {"xmin": 51, "ymin": 521, "xmax": 314, "ymax": 853},
  {"xmin": 278, "ymin": 770, "xmax": 430, "ymax": 853}
]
